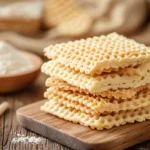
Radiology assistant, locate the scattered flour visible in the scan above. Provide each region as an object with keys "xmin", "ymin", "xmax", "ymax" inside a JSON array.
[
  {"xmin": 0, "ymin": 41, "xmax": 34, "ymax": 76},
  {"xmin": 11, "ymin": 134, "xmax": 45, "ymax": 144}
]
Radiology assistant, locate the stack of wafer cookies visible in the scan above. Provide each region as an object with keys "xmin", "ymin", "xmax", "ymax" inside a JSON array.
[{"xmin": 41, "ymin": 33, "xmax": 150, "ymax": 130}]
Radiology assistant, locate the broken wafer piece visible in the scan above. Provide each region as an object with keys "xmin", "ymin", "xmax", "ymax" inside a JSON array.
[
  {"xmin": 41, "ymin": 100, "xmax": 150, "ymax": 130},
  {"xmin": 44, "ymin": 86, "xmax": 150, "ymax": 114},
  {"xmin": 44, "ymin": 33, "xmax": 150, "ymax": 75},
  {"xmin": 46, "ymin": 77, "xmax": 148, "ymax": 99},
  {"xmin": 41, "ymin": 60, "xmax": 150, "ymax": 93}
]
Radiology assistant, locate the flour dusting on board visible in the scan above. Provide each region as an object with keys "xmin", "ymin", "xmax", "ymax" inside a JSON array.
[{"xmin": 11, "ymin": 134, "xmax": 45, "ymax": 144}]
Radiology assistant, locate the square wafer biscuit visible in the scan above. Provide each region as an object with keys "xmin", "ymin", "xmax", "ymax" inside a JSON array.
[
  {"xmin": 46, "ymin": 77, "xmax": 148, "ymax": 99},
  {"xmin": 41, "ymin": 60, "xmax": 150, "ymax": 93},
  {"xmin": 44, "ymin": 86, "xmax": 150, "ymax": 114},
  {"xmin": 41, "ymin": 100, "xmax": 150, "ymax": 130},
  {"xmin": 45, "ymin": 93, "xmax": 98, "ymax": 116},
  {"xmin": 44, "ymin": 33, "xmax": 150, "ymax": 75}
]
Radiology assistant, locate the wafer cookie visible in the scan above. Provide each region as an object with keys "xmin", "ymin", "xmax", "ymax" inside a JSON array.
[
  {"xmin": 44, "ymin": 33, "xmax": 150, "ymax": 75},
  {"xmin": 41, "ymin": 60, "xmax": 150, "ymax": 93},
  {"xmin": 46, "ymin": 77, "xmax": 148, "ymax": 99},
  {"xmin": 46, "ymin": 94, "xmax": 98, "ymax": 115},
  {"xmin": 44, "ymin": 86, "xmax": 150, "ymax": 114},
  {"xmin": 41, "ymin": 101, "xmax": 150, "ymax": 130}
]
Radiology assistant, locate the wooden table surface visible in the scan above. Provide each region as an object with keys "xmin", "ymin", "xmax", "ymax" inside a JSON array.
[{"xmin": 0, "ymin": 73, "xmax": 149, "ymax": 150}]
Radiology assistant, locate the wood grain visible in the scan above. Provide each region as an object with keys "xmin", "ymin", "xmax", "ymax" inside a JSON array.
[
  {"xmin": 17, "ymin": 100, "xmax": 150, "ymax": 150},
  {"xmin": 0, "ymin": 74, "xmax": 149, "ymax": 150}
]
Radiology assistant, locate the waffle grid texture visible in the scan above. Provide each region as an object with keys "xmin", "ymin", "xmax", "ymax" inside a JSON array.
[
  {"xmin": 41, "ymin": 101, "xmax": 150, "ymax": 130},
  {"xmin": 41, "ymin": 33, "xmax": 150, "ymax": 130},
  {"xmin": 44, "ymin": 86, "xmax": 150, "ymax": 115},
  {"xmin": 46, "ymin": 77, "xmax": 148, "ymax": 99},
  {"xmin": 41, "ymin": 60, "xmax": 150, "ymax": 93},
  {"xmin": 44, "ymin": 33, "xmax": 150, "ymax": 75}
]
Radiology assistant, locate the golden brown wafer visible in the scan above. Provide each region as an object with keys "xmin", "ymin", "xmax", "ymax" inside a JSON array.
[
  {"xmin": 46, "ymin": 77, "xmax": 148, "ymax": 99},
  {"xmin": 44, "ymin": 33, "xmax": 150, "ymax": 75},
  {"xmin": 41, "ymin": 100, "xmax": 150, "ymax": 130},
  {"xmin": 41, "ymin": 60, "xmax": 150, "ymax": 93},
  {"xmin": 46, "ymin": 94, "xmax": 98, "ymax": 116},
  {"xmin": 44, "ymin": 86, "xmax": 150, "ymax": 114}
]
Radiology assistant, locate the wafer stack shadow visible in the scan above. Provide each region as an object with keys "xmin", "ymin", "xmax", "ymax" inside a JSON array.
[{"xmin": 41, "ymin": 33, "xmax": 150, "ymax": 130}]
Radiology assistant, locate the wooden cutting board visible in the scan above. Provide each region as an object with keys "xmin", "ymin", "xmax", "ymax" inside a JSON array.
[{"xmin": 17, "ymin": 100, "xmax": 150, "ymax": 150}]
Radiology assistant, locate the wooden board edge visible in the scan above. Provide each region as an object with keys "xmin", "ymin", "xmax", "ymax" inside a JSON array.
[
  {"xmin": 16, "ymin": 100, "xmax": 150, "ymax": 150},
  {"xmin": 17, "ymin": 112, "xmax": 95, "ymax": 150},
  {"xmin": 16, "ymin": 100, "xmax": 94, "ymax": 150}
]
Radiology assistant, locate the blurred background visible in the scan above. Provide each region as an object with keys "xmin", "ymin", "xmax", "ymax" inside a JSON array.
[{"xmin": 0, "ymin": 0, "xmax": 149, "ymax": 55}]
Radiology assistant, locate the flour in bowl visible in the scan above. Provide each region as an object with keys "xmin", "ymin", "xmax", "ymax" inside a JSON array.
[{"xmin": 0, "ymin": 41, "xmax": 34, "ymax": 76}]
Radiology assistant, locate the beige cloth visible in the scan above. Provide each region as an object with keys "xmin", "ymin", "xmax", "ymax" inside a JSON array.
[
  {"xmin": 0, "ymin": 0, "xmax": 149, "ymax": 55},
  {"xmin": 78, "ymin": 0, "xmax": 147, "ymax": 35},
  {"xmin": 130, "ymin": 23, "xmax": 150, "ymax": 46}
]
